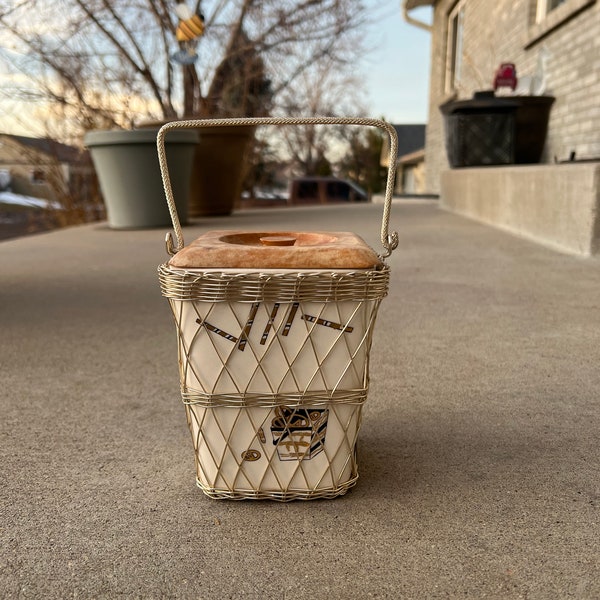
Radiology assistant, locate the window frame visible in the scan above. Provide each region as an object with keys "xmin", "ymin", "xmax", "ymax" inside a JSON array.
[
  {"xmin": 526, "ymin": 0, "xmax": 596, "ymax": 48},
  {"xmin": 445, "ymin": 0, "xmax": 466, "ymax": 95},
  {"xmin": 536, "ymin": 0, "xmax": 567, "ymax": 23}
]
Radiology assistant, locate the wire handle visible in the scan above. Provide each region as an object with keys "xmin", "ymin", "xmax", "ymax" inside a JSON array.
[{"xmin": 157, "ymin": 117, "xmax": 399, "ymax": 258}]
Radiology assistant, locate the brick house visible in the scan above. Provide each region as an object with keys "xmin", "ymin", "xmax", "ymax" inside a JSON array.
[{"xmin": 403, "ymin": 0, "xmax": 600, "ymax": 255}]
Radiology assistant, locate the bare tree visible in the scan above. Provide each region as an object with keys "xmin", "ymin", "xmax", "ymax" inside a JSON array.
[
  {"xmin": 277, "ymin": 54, "xmax": 368, "ymax": 177},
  {"xmin": 336, "ymin": 125, "xmax": 386, "ymax": 194},
  {"xmin": 0, "ymin": 1, "xmax": 369, "ymax": 137}
]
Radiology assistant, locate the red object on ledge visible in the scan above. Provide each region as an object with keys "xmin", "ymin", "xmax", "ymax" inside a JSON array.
[{"xmin": 494, "ymin": 63, "xmax": 518, "ymax": 91}]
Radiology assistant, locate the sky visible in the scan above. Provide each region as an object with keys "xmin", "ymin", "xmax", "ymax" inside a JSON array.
[
  {"xmin": 0, "ymin": 1, "xmax": 433, "ymax": 137},
  {"xmin": 362, "ymin": 1, "xmax": 432, "ymax": 125}
]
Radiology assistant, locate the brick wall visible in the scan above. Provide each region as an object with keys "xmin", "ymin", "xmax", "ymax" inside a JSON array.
[{"xmin": 424, "ymin": 0, "xmax": 600, "ymax": 192}]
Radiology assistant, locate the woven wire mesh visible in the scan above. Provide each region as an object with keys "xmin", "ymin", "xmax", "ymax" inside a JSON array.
[{"xmin": 160, "ymin": 264, "xmax": 389, "ymax": 500}]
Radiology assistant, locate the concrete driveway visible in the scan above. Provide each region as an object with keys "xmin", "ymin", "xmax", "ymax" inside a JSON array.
[{"xmin": 1, "ymin": 202, "xmax": 598, "ymax": 599}]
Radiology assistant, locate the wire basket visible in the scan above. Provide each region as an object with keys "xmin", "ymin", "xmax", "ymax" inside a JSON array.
[{"xmin": 157, "ymin": 117, "xmax": 398, "ymax": 501}]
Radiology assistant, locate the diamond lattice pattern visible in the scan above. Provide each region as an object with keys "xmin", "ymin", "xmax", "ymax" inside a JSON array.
[
  {"xmin": 173, "ymin": 298, "xmax": 378, "ymax": 396},
  {"xmin": 169, "ymin": 297, "xmax": 380, "ymax": 498}
]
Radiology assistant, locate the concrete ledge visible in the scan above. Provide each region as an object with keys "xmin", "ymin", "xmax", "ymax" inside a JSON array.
[
  {"xmin": 441, "ymin": 163, "xmax": 600, "ymax": 256},
  {"xmin": 372, "ymin": 193, "xmax": 439, "ymax": 205}
]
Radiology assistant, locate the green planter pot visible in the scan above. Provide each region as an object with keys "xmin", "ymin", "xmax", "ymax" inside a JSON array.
[{"xmin": 85, "ymin": 128, "xmax": 198, "ymax": 229}]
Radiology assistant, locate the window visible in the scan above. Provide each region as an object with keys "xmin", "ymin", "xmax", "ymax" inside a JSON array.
[
  {"xmin": 526, "ymin": 0, "xmax": 595, "ymax": 48},
  {"xmin": 445, "ymin": 0, "xmax": 465, "ymax": 94},
  {"xmin": 30, "ymin": 169, "xmax": 46, "ymax": 184},
  {"xmin": 536, "ymin": 0, "xmax": 567, "ymax": 21}
]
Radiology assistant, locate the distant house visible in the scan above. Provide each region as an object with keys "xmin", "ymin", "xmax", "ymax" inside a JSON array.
[
  {"xmin": 403, "ymin": 0, "xmax": 600, "ymax": 193},
  {"xmin": 0, "ymin": 134, "xmax": 96, "ymax": 205},
  {"xmin": 380, "ymin": 124, "xmax": 427, "ymax": 194}
]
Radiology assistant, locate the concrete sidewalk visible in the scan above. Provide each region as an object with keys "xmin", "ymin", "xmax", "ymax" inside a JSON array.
[{"xmin": 1, "ymin": 203, "xmax": 598, "ymax": 599}]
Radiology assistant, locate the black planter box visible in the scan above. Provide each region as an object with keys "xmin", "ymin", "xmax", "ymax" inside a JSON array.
[
  {"xmin": 444, "ymin": 111, "xmax": 515, "ymax": 167},
  {"xmin": 440, "ymin": 92, "xmax": 554, "ymax": 168}
]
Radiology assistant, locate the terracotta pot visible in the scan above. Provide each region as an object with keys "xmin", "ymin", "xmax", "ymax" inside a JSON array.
[{"xmin": 189, "ymin": 126, "xmax": 255, "ymax": 217}]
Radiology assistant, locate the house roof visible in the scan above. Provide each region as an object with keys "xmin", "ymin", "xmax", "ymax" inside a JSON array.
[
  {"xmin": 380, "ymin": 124, "xmax": 426, "ymax": 168},
  {"xmin": 392, "ymin": 124, "xmax": 426, "ymax": 158},
  {"xmin": 1, "ymin": 134, "xmax": 84, "ymax": 164}
]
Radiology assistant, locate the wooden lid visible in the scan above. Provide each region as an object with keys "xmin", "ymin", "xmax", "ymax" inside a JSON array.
[{"xmin": 168, "ymin": 230, "xmax": 383, "ymax": 269}]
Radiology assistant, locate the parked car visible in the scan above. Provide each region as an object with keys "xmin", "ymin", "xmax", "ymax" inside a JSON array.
[
  {"xmin": 240, "ymin": 187, "xmax": 289, "ymax": 208},
  {"xmin": 289, "ymin": 176, "xmax": 368, "ymax": 204}
]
